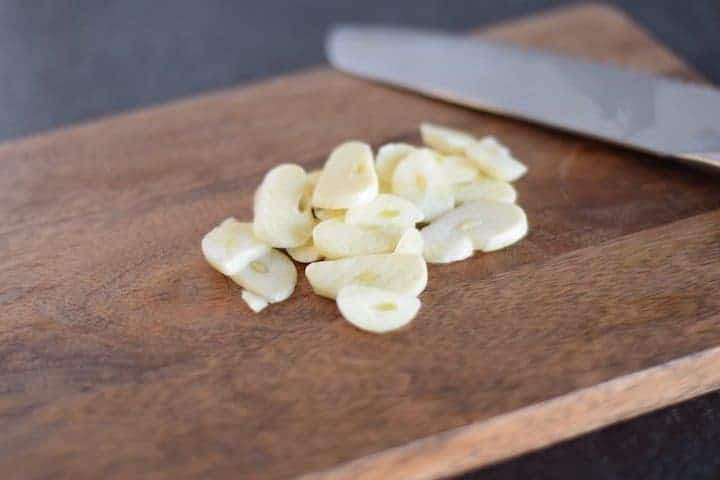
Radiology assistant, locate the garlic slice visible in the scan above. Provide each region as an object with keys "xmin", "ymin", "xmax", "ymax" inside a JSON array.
[
  {"xmin": 287, "ymin": 239, "xmax": 323, "ymax": 263},
  {"xmin": 312, "ymin": 141, "xmax": 378, "ymax": 209},
  {"xmin": 305, "ymin": 253, "xmax": 427, "ymax": 299},
  {"xmin": 421, "ymin": 199, "xmax": 528, "ymax": 263},
  {"xmin": 376, "ymin": 143, "xmax": 416, "ymax": 191},
  {"xmin": 345, "ymin": 193, "xmax": 424, "ymax": 230},
  {"xmin": 300, "ymin": 169, "xmax": 322, "ymax": 211},
  {"xmin": 420, "ymin": 122, "xmax": 475, "ymax": 154},
  {"xmin": 465, "ymin": 137, "xmax": 527, "ymax": 182},
  {"xmin": 313, "ymin": 208, "xmax": 346, "ymax": 221},
  {"xmin": 202, "ymin": 217, "xmax": 270, "ymax": 275},
  {"xmin": 454, "ymin": 178, "xmax": 517, "ymax": 204},
  {"xmin": 313, "ymin": 219, "xmax": 400, "ymax": 259},
  {"xmin": 231, "ymin": 248, "xmax": 297, "ymax": 303},
  {"xmin": 337, "ymin": 285, "xmax": 420, "ymax": 334},
  {"xmin": 437, "ymin": 154, "xmax": 478, "ymax": 184},
  {"xmin": 391, "ymin": 148, "xmax": 454, "ymax": 221},
  {"xmin": 241, "ymin": 289, "xmax": 269, "ymax": 313},
  {"xmin": 394, "ymin": 228, "xmax": 424, "ymax": 255},
  {"xmin": 253, "ymin": 164, "xmax": 315, "ymax": 248}
]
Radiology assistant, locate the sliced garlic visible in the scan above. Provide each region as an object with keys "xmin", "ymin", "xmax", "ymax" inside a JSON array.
[
  {"xmin": 300, "ymin": 169, "xmax": 322, "ymax": 211},
  {"xmin": 231, "ymin": 248, "xmax": 297, "ymax": 303},
  {"xmin": 313, "ymin": 219, "xmax": 400, "ymax": 259},
  {"xmin": 305, "ymin": 253, "xmax": 427, "ymax": 299},
  {"xmin": 420, "ymin": 122, "xmax": 475, "ymax": 154},
  {"xmin": 312, "ymin": 141, "xmax": 378, "ymax": 209},
  {"xmin": 438, "ymin": 154, "xmax": 478, "ymax": 184},
  {"xmin": 201, "ymin": 217, "xmax": 270, "ymax": 275},
  {"xmin": 345, "ymin": 193, "xmax": 424, "ymax": 230},
  {"xmin": 391, "ymin": 148, "xmax": 454, "ymax": 221},
  {"xmin": 313, "ymin": 208, "xmax": 346, "ymax": 221},
  {"xmin": 394, "ymin": 228, "xmax": 424, "ymax": 255},
  {"xmin": 376, "ymin": 143, "xmax": 416, "ymax": 192},
  {"xmin": 454, "ymin": 178, "xmax": 517, "ymax": 204},
  {"xmin": 465, "ymin": 137, "xmax": 527, "ymax": 182},
  {"xmin": 253, "ymin": 164, "xmax": 315, "ymax": 248},
  {"xmin": 423, "ymin": 234, "xmax": 474, "ymax": 264},
  {"xmin": 421, "ymin": 199, "xmax": 528, "ymax": 263},
  {"xmin": 287, "ymin": 239, "xmax": 323, "ymax": 263},
  {"xmin": 241, "ymin": 289, "xmax": 269, "ymax": 313},
  {"xmin": 337, "ymin": 285, "xmax": 420, "ymax": 334}
]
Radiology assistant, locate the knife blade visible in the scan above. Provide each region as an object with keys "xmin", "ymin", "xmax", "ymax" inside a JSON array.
[{"xmin": 326, "ymin": 26, "xmax": 720, "ymax": 170}]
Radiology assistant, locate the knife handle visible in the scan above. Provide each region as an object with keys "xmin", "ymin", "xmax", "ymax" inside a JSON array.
[{"xmin": 679, "ymin": 152, "xmax": 720, "ymax": 172}]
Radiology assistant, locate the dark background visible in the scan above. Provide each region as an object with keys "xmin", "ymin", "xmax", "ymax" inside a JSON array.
[{"xmin": 2, "ymin": 0, "xmax": 719, "ymax": 478}]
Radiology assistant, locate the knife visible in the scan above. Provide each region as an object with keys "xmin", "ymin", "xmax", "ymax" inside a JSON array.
[{"xmin": 326, "ymin": 26, "xmax": 720, "ymax": 171}]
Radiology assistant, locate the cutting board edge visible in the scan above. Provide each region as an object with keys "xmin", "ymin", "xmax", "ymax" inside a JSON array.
[
  {"xmin": 4, "ymin": 4, "xmax": 719, "ymax": 480},
  {"xmin": 0, "ymin": 66, "xmax": 332, "ymax": 155},
  {"xmin": 301, "ymin": 343, "xmax": 720, "ymax": 480}
]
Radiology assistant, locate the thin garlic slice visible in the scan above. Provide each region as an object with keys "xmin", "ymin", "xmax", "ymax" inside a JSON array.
[
  {"xmin": 438, "ymin": 154, "xmax": 478, "ymax": 184},
  {"xmin": 313, "ymin": 208, "xmax": 346, "ymax": 221},
  {"xmin": 420, "ymin": 122, "xmax": 475, "ymax": 154},
  {"xmin": 337, "ymin": 285, "xmax": 420, "ymax": 334},
  {"xmin": 423, "ymin": 234, "xmax": 474, "ymax": 264},
  {"xmin": 465, "ymin": 137, "xmax": 527, "ymax": 182},
  {"xmin": 391, "ymin": 148, "xmax": 454, "ymax": 221},
  {"xmin": 201, "ymin": 217, "xmax": 270, "ymax": 275},
  {"xmin": 421, "ymin": 199, "xmax": 528, "ymax": 263},
  {"xmin": 300, "ymin": 169, "xmax": 322, "ymax": 211},
  {"xmin": 241, "ymin": 289, "xmax": 269, "ymax": 313},
  {"xmin": 454, "ymin": 178, "xmax": 517, "ymax": 204},
  {"xmin": 287, "ymin": 240, "xmax": 323, "ymax": 263},
  {"xmin": 345, "ymin": 193, "xmax": 424, "ymax": 230},
  {"xmin": 313, "ymin": 219, "xmax": 400, "ymax": 259},
  {"xmin": 305, "ymin": 253, "xmax": 427, "ymax": 299},
  {"xmin": 231, "ymin": 248, "xmax": 297, "ymax": 303},
  {"xmin": 394, "ymin": 228, "xmax": 424, "ymax": 255},
  {"xmin": 312, "ymin": 141, "xmax": 378, "ymax": 209},
  {"xmin": 253, "ymin": 164, "xmax": 315, "ymax": 248},
  {"xmin": 376, "ymin": 143, "xmax": 416, "ymax": 192}
]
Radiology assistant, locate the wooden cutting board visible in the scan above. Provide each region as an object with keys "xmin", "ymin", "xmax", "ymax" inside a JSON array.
[{"xmin": 2, "ymin": 4, "xmax": 719, "ymax": 480}]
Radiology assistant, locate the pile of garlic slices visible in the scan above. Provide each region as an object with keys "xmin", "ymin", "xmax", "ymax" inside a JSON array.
[{"xmin": 202, "ymin": 123, "xmax": 528, "ymax": 334}]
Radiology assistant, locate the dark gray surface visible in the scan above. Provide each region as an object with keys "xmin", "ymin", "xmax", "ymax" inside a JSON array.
[{"xmin": 1, "ymin": 1, "xmax": 719, "ymax": 479}]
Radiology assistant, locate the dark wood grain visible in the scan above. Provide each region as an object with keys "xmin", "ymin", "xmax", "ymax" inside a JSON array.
[{"xmin": 1, "ymin": 4, "xmax": 719, "ymax": 480}]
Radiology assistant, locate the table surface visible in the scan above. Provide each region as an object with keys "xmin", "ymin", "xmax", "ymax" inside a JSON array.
[{"xmin": 1, "ymin": 1, "xmax": 719, "ymax": 479}]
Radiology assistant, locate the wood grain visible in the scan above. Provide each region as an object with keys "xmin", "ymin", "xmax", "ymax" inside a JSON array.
[{"xmin": 1, "ymin": 4, "xmax": 719, "ymax": 480}]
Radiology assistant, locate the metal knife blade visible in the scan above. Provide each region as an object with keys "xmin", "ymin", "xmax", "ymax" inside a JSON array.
[{"xmin": 326, "ymin": 26, "xmax": 720, "ymax": 170}]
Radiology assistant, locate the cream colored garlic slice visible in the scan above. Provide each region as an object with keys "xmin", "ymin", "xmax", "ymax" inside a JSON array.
[
  {"xmin": 420, "ymin": 122, "xmax": 475, "ymax": 154},
  {"xmin": 201, "ymin": 217, "xmax": 271, "ymax": 275},
  {"xmin": 241, "ymin": 289, "xmax": 269, "ymax": 313},
  {"xmin": 313, "ymin": 208, "xmax": 346, "ymax": 221},
  {"xmin": 454, "ymin": 178, "xmax": 517, "ymax": 204},
  {"xmin": 378, "ymin": 182, "xmax": 393, "ymax": 195},
  {"xmin": 394, "ymin": 228, "xmax": 424, "ymax": 255},
  {"xmin": 376, "ymin": 143, "xmax": 416, "ymax": 191},
  {"xmin": 287, "ymin": 240, "xmax": 322, "ymax": 263},
  {"xmin": 312, "ymin": 219, "xmax": 400, "ymax": 259},
  {"xmin": 391, "ymin": 148, "xmax": 454, "ymax": 221},
  {"xmin": 337, "ymin": 285, "xmax": 420, "ymax": 334},
  {"xmin": 312, "ymin": 141, "xmax": 378, "ymax": 209},
  {"xmin": 231, "ymin": 248, "xmax": 297, "ymax": 303},
  {"xmin": 305, "ymin": 253, "xmax": 427, "ymax": 299},
  {"xmin": 421, "ymin": 199, "xmax": 528, "ymax": 263},
  {"xmin": 253, "ymin": 164, "xmax": 315, "ymax": 248},
  {"xmin": 344, "ymin": 193, "xmax": 424, "ymax": 230},
  {"xmin": 423, "ymin": 234, "xmax": 475, "ymax": 264},
  {"xmin": 300, "ymin": 169, "xmax": 322, "ymax": 211},
  {"xmin": 465, "ymin": 137, "xmax": 527, "ymax": 182},
  {"xmin": 437, "ymin": 154, "xmax": 478, "ymax": 184}
]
